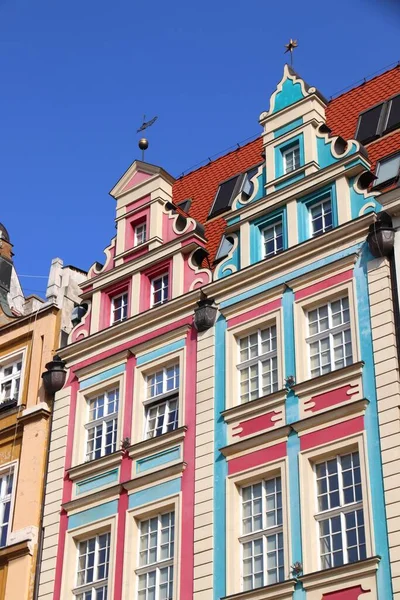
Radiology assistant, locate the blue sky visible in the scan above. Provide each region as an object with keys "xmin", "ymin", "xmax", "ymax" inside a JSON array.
[{"xmin": 0, "ymin": 0, "xmax": 398, "ymax": 297}]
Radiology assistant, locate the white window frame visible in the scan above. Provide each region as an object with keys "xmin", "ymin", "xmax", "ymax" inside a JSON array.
[
  {"xmin": 144, "ymin": 365, "xmax": 179, "ymax": 439},
  {"xmin": 134, "ymin": 222, "xmax": 147, "ymax": 246},
  {"xmin": 0, "ymin": 464, "xmax": 16, "ymax": 548},
  {"xmin": 261, "ymin": 221, "xmax": 283, "ymax": 259},
  {"xmin": 0, "ymin": 351, "xmax": 24, "ymax": 405},
  {"xmin": 85, "ymin": 388, "xmax": 119, "ymax": 462},
  {"xmin": 282, "ymin": 143, "xmax": 300, "ymax": 174},
  {"xmin": 73, "ymin": 532, "xmax": 111, "ymax": 599},
  {"xmin": 237, "ymin": 326, "xmax": 278, "ymax": 404},
  {"xmin": 240, "ymin": 476, "xmax": 284, "ymax": 591},
  {"xmin": 306, "ymin": 296, "xmax": 353, "ymax": 378},
  {"xmin": 309, "ymin": 197, "xmax": 333, "ymax": 237},
  {"xmin": 136, "ymin": 511, "xmax": 175, "ymax": 600},
  {"xmin": 111, "ymin": 292, "xmax": 128, "ymax": 325},
  {"xmin": 150, "ymin": 273, "xmax": 169, "ymax": 308},
  {"xmin": 314, "ymin": 451, "xmax": 366, "ymax": 570}
]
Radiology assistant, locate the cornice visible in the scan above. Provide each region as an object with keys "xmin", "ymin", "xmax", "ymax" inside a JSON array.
[
  {"xmin": 300, "ymin": 556, "xmax": 380, "ymax": 590},
  {"xmin": 68, "ymin": 452, "xmax": 122, "ymax": 481},
  {"xmin": 220, "ymin": 425, "xmax": 292, "ymax": 458},
  {"xmin": 292, "ymin": 361, "xmax": 364, "ymax": 398},
  {"xmin": 122, "ymin": 461, "xmax": 186, "ymax": 491},
  {"xmin": 221, "ymin": 389, "xmax": 286, "ymax": 423},
  {"xmin": 222, "ymin": 578, "xmax": 296, "ymax": 600},
  {"xmin": 63, "ymin": 484, "xmax": 121, "ymax": 512},
  {"xmin": 127, "ymin": 427, "xmax": 187, "ymax": 460},
  {"xmin": 0, "ymin": 540, "xmax": 31, "ymax": 564},
  {"xmin": 291, "ymin": 398, "xmax": 369, "ymax": 433}
]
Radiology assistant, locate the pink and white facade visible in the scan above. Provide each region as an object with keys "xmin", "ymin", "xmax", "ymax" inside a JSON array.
[{"xmin": 37, "ymin": 66, "xmax": 400, "ymax": 600}]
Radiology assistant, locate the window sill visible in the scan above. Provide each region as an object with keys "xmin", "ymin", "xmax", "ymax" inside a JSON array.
[
  {"xmin": 221, "ymin": 389, "xmax": 286, "ymax": 423},
  {"xmin": 0, "ymin": 539, "xmax": 31, "ymax": 565},
  {"xmin": 68, "ymin": 451, "xmax": 122, "ymax": 482},
  {"xmin": 300, "ymin": 555, "xmax": 380, "ymax": 592},
  {"xmin": 222, "ymin": 579, "xmax": 295, "ymax": 600},
  {"xmin": 127, "ymin": 426, "xmax": 187, "ymax": 460}
]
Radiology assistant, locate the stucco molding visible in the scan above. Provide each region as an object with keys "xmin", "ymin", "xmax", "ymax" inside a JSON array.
[
  {"xmin": 222, "ymin": 578, "xmax": 296, "ymax": 600},
  {"xmin": 0, "ymin": 539, "xmax": 31, "ymax": 564},
  {"xmin": 122, "ymin": 461, "xmax": 186, "ymax": 491},
  {"xmin": 300, "ymin": 556, "xmax": 380, "ymax": 590}
]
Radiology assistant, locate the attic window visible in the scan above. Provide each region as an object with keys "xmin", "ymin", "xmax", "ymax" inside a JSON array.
[
  {"xmin": 208, "ymin": 175, "xmax": 243, "ymax": 219},
  {"xmin": 215, "ymin": 236, "xmax": 234, "ymax": 262},
  {"xmin": 355, "ymin": 94, "xmax": 400, "ymax": 145}
]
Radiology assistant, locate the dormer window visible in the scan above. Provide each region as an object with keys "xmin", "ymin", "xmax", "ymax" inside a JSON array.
[
  {"xmin": 283, "ymin": 143, "xmax": 300, "ymax": 174},
  {"xmin": 134, "ymin": 222, "xmax": 147, "ymax": 246},
  {"xmin": 111, "ymin": 292, "xmax": 128, "ymax": 324},
  {"xmin": 151, "ymin": 273, "xmax": 169, "ymax": 307},
  {"xmin": 373, "ymin": 153, "xmax": 400, "ymax": 188},
  {"xmin": 262, "ymin": 221, "xmax": 283, "ymax": 258},
  {"xmin": 310, "ymin": 196, "xmax": 333, "ymax": 237},
  {"xmin": 355, "ymin": 94, "xmax": 400, "ymax": 145}
]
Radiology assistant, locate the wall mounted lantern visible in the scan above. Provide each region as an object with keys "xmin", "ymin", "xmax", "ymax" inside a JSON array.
[
  {"xmin": 194, "ymin": 297, "xmax": 218, "ymax": 332},
  {"xmin": 367, "ymin": 213, "xmax": 395, "ymax": 258},
  {"xmin": 42, "ymin": 355, "xmax": 67, "ymax": 395}
]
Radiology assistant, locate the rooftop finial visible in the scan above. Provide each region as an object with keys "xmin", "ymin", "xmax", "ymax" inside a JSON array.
[
  {"xmin": 284, "ymin": 38, "xmax": 298, "ymax": 67},
  {"xmin": 137, "ymin": 114, "xmax": 158, "ymax": 161}
]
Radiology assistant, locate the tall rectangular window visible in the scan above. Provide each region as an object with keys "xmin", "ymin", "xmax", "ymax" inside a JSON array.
[
  {"xmin": 145, "ymin": 366, "xmax": 179, "ymax": 439},
  {"xmin": 238, "ymin": 326, "xmax": 278, "ymax": 403},
  {"xmin": 310, "ymin": 196, "xmax": 333, "ymax": 237},
  {"xmin": 261, "ymin": 222, "xmax": 283, "ymax": 258},
  {"xmin": 0, "ymin": 357, "xmax": 22, "ymax": 404},
  {"xmin": 307, "ymin": 297, "xmax": 353, "ymax": 378},
  {"xmin": 85, "ymin": 389, "xmax": 119, "ymax": 461},
  {"xmin": 315, "ymin": 452, "xmax": 366, "ymax": 569},
  {"xmin": 137, "ymin": 512, "xmax": 175, "ymax": 600},
  {"xmin": 151, "ymin": 274, "xmax": 169, "ymax": 307},
  {"xmin": 240, "ymin": 477, "xmax": 284, "ymax": 591},
  {"xmin": 0, "ymin": 469, "xmax": 14, "ymax": 547},
  {"xmin": 111, "ymin": 293, "xmax": 128, "ymax": 324},
  {"xmin": 282, "ymin": 143, "xmax": 300, "ymax": 174},
  {"xmin": 75, "ymin": 533, "xmax": 110, "ymax": 599},
  {"xmin": 134, "ymin": 223, "xmax": 147, "ymax": 246}
]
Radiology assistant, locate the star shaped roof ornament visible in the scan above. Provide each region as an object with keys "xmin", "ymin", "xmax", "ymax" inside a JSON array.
[{"xmin": 284, "ymin": 39, "xmax": 298, "ymax": 66}]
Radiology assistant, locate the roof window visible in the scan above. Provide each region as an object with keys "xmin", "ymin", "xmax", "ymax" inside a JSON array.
[
  {"xmin": 373, "ymin": 153, "xmax": 400, "ymax": 188},
  {"xmin": 355, "ymin": 94, "xmax": 400, "ymax": 145},
  {"xmin": 208, "ymin": 166, "xmax": 260, "ymax": 219}
]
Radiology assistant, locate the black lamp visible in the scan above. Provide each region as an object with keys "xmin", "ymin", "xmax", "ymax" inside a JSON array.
[
  {"xmin": 194, "ymin": 297, "xmax": 218, "ymax": 332},
  {"xmin": 367, "ymin": 212, "xmax": 395, "ymax": 258},
  {"xmin": 42, "ymin": 355, "xmax": 67, "ymax": 394}
]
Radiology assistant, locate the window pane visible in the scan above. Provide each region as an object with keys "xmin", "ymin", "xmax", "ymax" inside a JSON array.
[{"xmin": 375, "ymin": 154, "xmax": 400, "ymax": 186}]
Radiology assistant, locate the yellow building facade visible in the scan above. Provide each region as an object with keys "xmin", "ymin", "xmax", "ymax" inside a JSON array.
[{"xmin": 0, "ymin": 223, "xmax": 85, "ymax": 599}]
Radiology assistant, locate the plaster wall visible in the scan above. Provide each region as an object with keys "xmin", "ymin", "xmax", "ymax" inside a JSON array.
[
  {"xmin": 367, "ymin": 256, "xmax": 400, "ymax": 598},
  {"xmin": 193, "ymin": 326, "xmax": 215, "ymax": 600}
]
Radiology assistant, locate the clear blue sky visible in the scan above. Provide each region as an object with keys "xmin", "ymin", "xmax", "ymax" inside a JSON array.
[{"xmin": 0, "ymin": 0, "xmax": 398, "ymax": 297}]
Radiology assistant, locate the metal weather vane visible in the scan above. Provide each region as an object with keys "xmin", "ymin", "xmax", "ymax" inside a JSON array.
[
  {"xmin": 137, "ymin": 115, "xmax": 158, "ymax": 133},
  {"xmin": 137, "ymin": 114, "xmax": 158, "ymax": 161},
  {"xmin": 284, "ymin": 39, "xmax": 298, "ymax": 66}
]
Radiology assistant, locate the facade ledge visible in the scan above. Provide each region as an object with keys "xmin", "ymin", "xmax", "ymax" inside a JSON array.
[
  {"xmin": 300, "ymin": 556, "xmax": 380, "ymax": 591},
  {"xmin": 18, "ymin": 402, "xmax": 51, "ymax": 425},
  {"xmin": 63, "ymin": 484, "xmax": 121, "ymax": 512},
  {"xmin": 0, "ymin": 539, "xmax": 32, "ymax": 565},
  {"xmin": 208, "ymin": 214, "xmax": 374, "ymax": 304},
  {"xmin": 220, "ymin": 425, "xmax": 292, "ymax": 458},
  {"xmin": 127, "ymin": 427, "xmax": 187, "ymax": 460},
  {"xmin": 221, "ymin": 389, "xmax": 286, "ymax": 424},
  {"xmin": 294, "ymin": 362, "xmax": 364, "ymax": 398},
  {"xmin": 222, "ymin": 579, "xmax": 296, "ymax": 600},
  {"xmin": 219, "ymin": 285, "xmax": 286, "ymax": 320},
  {"xmin": 287, "ymin": 253, "xmax": 357, "ymax": 292},
  {"xmin": 68, "ymin": 451, "xmax": 122, "ymax": 481},
  {"xmin": 123, "ymin": 461, "xmax": 186, "ymax": 491},
  {"xmin": 292, "ymin": 398, "xmax": 369, "ymax": 434}
]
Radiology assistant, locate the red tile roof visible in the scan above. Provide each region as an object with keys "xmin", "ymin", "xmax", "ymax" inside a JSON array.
[{"xmin": 172, "ymin": 65, "xmax": 400, "ymax": 264}]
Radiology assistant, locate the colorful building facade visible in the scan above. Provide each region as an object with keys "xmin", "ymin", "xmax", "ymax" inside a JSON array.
[
  {"xmin": 37, "ymin": 64, "xmax": 400, "ymax": 600},
  {"xmin": 0, "ymin": 225, "xmax": 85, "ymax": 599}
]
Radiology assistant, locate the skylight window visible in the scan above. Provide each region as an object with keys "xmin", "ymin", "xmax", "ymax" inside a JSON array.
[
  {"xmin": 355, "ymin": 94, "xmax": 400, "ymax": 145},
  {"xmin": 208, "ymin": 175, "xmax": 242, "ymax": 219}
]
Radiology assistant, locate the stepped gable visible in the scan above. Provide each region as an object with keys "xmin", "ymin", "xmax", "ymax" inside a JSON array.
[{"xmin": 172, "ymin": 65, "xmax": 400, "ymax": 264}]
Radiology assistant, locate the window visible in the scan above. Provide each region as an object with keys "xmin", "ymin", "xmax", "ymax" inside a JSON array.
[
  {"xmin": 208, "ymin": 175, "xmax": 242, "ymax": 219},
  {"xmin": 238, "ymin": 326, "xmax": 278, "ymax": 403},
  {"xmin": 261, "ymin": 221, "xmax": 283, "ymax": 258},
  {"xmin": 309, "ymin": 196, "xmax": 333, "ymax": 237},
  {"xmin": 0, "ymin": 356, "xmax": 22, "ymax": 404},
  {"xmin": 145, "ymin": 365, "xmax": 179, "ymax": 439},
  {"xmin": 355, "ymin": 94, "xmax": 400, "ymax": 145},
  {"xmin": 85, "ymin": 389, "xmax": 119, "ymax": 461},
  {"xmin": 137, "ymin": 512, "xmax": 175, "ymax": 600},
  {"xmin": 374, "ymin": 153, "xmax": 400, "ymax": 188},
  {"xmin": 282, "ymin": 143, "xmax": 300, "ymax": 174},
  {"xmin": 0, "ymin": 468, "xmax": 14, "ymax": 547},
  {"xmin": 151, "ymin": 274, "xmax": 169, "ymax": 307},
  {"xmin": 315, "ymin": 452, "xmax": 366, "ymax": 569},
  {"xmin": 111, "ymin": 293, "xmax": 128, "ymax": 324},
  {"xmin": 134, "ymin": 223, "xmax": 147, "ymax": 246},
  {"xmin": 75, "ymin": 533, "xmax": 110, "ymax": 599},
  {"xmin": 307, "ymin": 297, "xmax": 353, "ymax": 378},
  {"xmin": 240, "ymin": 477, "xmax": 284, "ymax": 591}
]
